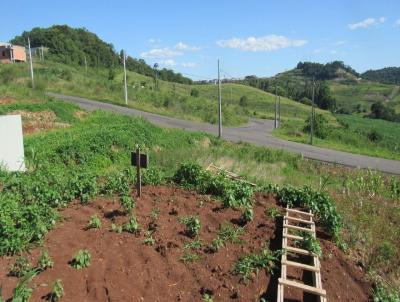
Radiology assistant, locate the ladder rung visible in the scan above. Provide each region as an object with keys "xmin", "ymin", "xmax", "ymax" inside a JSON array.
[
  {"xmin": 286, "ymin": 208, "xmax": 313, "ymax": 217},
  {"xmin": 282, "ymin": 260, "xmax": 320, "ymax": 272},
  {"xmin": 283, "ymin": 233, "xmax": 304, "ymax": 240},
  {"xmin": 284, "ymin": 245, "xmax": 314, "ymax": 256},
  {"xmin": 279, "ymin": 278, "xmax": 326, "ymax": 297},
  {"xmin": 283, "ymin": 223, "xmax": 313, "ymax": 233},
  {"xmin": 285, "ymin": 216, "xmax": 314, "ymax": 224}
]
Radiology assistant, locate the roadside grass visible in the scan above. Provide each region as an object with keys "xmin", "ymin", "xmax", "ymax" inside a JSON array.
[{"xmin": 273, "ymin": 114, "xmax": 400, "ymax": 160}]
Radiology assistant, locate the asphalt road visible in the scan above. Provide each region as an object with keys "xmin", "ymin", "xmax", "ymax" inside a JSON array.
[{"xmin": 47, "ymin": 92, "xmax": 400, "ymax": 175}]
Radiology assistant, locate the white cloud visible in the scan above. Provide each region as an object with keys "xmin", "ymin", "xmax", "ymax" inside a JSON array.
[
  {"xmin": 140, "ymin": 48, "xmax": 183, "ymax": 58},
  {"xmin": 313, "ymin": 47, "xmax": 325, "ymax": 54},
  {"xmin": 348, "ymin": 17, "xmax": 386, "ymax": 30},
  {"xmin": 395, "ymin": 19, "xmax": 400, "ymax": 27},
  {"xmin": 216, "ymin": 35, "xmax": 307, "ymax": 52},
  {"xmin": 182, "ymin": 62, "xmax": 197, "ymax": 68},
  {"xmin": 333, "ymin": 40, "xmax": 346, "ymax": 46},
  {"xmin": 160, "ymin": 59, "xmax": 176, "ymax": 67},
  {"xmin": 174, "ymin": 42, "xmax": 200, "ymax": 51}
]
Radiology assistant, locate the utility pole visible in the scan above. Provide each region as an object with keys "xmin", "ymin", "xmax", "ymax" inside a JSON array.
[
  {"xmin": 274, "ymin": 85, "xmax": 278, "ymax": 129},
  {"xmin": 41, "ymin": 46, "xmax": 44, "ymax": 61},
  {"xmin": 278, "ymin": 95, "xmax": 281, "ymax": 127},
  {"xmin": 123, "ymin": 50, "xmax": 128, "ymax": 105},
  {"xmin": 218, "ymin": 59, "xmax": 222, "ymax": 138},
  {"xmin": 28, "ymin": 37, "xmax": 34, "ymax": 89},
  {"xmin": 310, "ymin": 77, "xmax": 315, "ymax": 145},
  {"xmin": 84, "ymin": 56, "xmax": 87, "ymax": 74}
]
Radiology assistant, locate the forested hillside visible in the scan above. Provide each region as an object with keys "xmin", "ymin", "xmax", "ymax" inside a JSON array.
[
  {"xmin": 11, "ymin": 25, "xmax": 192, "ymax": 84},
  {"xmin": 361, "ymin": 67, "xmax": 400, "ymax": 85}
]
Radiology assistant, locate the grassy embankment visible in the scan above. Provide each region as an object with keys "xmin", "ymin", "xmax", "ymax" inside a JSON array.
[{"xmin": 0, "ymin": 79, "xmax": 399, "ymax": 296}]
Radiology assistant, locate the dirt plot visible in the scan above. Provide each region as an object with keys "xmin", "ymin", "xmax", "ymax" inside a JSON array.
[
  {"xmin": 8, "ymin": 110, "xmax": 70, "ymax": 134},
  {"xmin": 0, "ymin": 96, "xmax": 16, "ymax": 105},
  {"xmin": 0, "ymin": 186, "xmax": 372, "ymax": 301}
]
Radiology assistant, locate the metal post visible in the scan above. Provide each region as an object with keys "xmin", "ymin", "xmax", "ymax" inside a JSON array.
[
  {"xmin": 28, "ymin": 37, "xmax": 34, "ymax": 89},
  {"xmin": 136, "ymin": 146, "xmax": 142, "ymax": 197},
  {"xmin": 41, "ymin": 46, "xmax": 44, "ymax": 61},
  {"xmin": 218, "ymin": 59, "xmax": 222, "ymax": 138},
  {"xmin": 123, "ymin": 50, "xmax": 128, "ymax": 105},
  {"xmin": 310, "ymin": 77, "xmax": 315, "ymax": 145},
  {"xmin": 274, "ymin": 85, "xmax": 278, "ymax": 129}
]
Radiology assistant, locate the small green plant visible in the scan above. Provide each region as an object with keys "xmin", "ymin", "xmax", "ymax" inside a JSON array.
[
  {"xmin": 179, "ymin": 216, "xmax": 201, "ymax": 237},
  {"xmin": 202, "ymin": 293, "xmax": 214, "ymax": 302},
  {"xmin": 211, "ymin": 224, "xmax": 244, "ymax": 252},
  {"xmin": 120, "ymin": 194, "xmax": 135, "ymax": 214},
  {"xmin": 296, "ymin": 232, "xmax": 322, "ymax": 257},
  {"xmin": 150, "ymin": 208, "xmax": 160, "ymax": 220},
  {"xmin": 10, "ymin": 257, "xmax": 32, "ymax": 277},
  {"xmin": 241, "ymin": 204, "xmax": 253, "ymax": 223},
  {"xmin": 184, "ymin": 239, "xmax": 202, "ymax": 250},
  {"xmin": 373, "ymin": 285, "xmax": 400, "ymax": 302},
  {"xmin": 110, "ymin": 223, "xmax": 123, "ymax": 234},
  {"xmin": 38, "ymin": 250, "xmax": 54, "ymax": 270},
  {"xmin": 265, "ymin": 207, "xmax": 281, "ymax": 219},
  {"xmin": 71, "ymin": 250, "xmax": 91, "ymax": 269},
  {"xmin": 87, "ymin": 214, "xmax": 101, "ymax": 229},
  {"xmin": 233, "ymin": 247, "xmax": 280, "ymax": 281},
  {"xmin": 143, "ymin": 231, "xmax": 155, "ymax": 245},
  {"xmin": 49, "ymin": 279, "xmax": 64, "ymax": 302},
  {"xmin": 123, "ymin": 216, "xmax": 140, "ymax": 233},
  {"xmin": 12, "ymin": 270, "xmax": 37, "ymax": 302},
  {"xmin": 180, "ymin": 251, "xmax": 201, "ymax": 263}
]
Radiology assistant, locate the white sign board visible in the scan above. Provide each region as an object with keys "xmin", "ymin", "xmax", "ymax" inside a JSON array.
[{"xmin": 0, "ymin": 115, "xmax": 26, "ymax": 171}]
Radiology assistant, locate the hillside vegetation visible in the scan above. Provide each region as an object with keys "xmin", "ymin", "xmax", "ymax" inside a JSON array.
[
  {"xmin": 0, "ymin": 60, "xmax": 329, "ymax": 126},
  {"xmin": 11, "ymin": 25, "xmax": 192, "ymax": 84}
]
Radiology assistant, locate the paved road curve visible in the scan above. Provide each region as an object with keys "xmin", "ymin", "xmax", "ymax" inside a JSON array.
[{"xmin": 47, "ymin": 92, "xmax": 400, "ymax": 175}]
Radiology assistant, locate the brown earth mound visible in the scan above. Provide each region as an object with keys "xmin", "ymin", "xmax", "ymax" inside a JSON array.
[
  {"xmin": 0, "ymin": 186, "xmax": 372, "ymax": 301},
  {"xmin": 8, "ymin": 110, "xmax": 69, "ymax": 134}
]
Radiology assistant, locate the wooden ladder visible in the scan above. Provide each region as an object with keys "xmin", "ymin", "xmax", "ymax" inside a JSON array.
[{"xmin": 277, "ymin": 207, "xmax": 327, "ymax": 302}]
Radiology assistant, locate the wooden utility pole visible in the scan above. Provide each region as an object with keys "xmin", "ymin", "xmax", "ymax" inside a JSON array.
[
  {"xmin": 123, "ymin": 50, "xmax": 128, "ymax": 105},
  {"xmin": 278, "ymin": 95, "xmax": 281, "ymax": 127},
  {"xmin": 218, "ymin": 59, "xmax": 222, "ymax": 138},
  {"xmin": 274, "ymin": 85, "xmax": 278, "ymax": 129},
  {"xmin": 84, "ymin": 56, "xmax": 88, "ymax": 74},
  {"xmin": 28, "ymin": 37, "xmax": 34, "ymax": 89},
  {"xmin": 310, "ymin": 77, "xmax": 315, "ymax": 145},
  {"xmin": 136, "ymin": 146, "xmax": 142, "ymax": 197}
]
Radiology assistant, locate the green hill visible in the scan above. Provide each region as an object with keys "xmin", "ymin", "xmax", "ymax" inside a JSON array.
[{"xmin": 0, "ymin": 60, "xmax": 330, "ymax": 126}]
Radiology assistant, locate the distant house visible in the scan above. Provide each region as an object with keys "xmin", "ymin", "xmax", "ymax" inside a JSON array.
[{"xmin": 0, "ymin": 43, "xmax": 26, "ymax": 63}]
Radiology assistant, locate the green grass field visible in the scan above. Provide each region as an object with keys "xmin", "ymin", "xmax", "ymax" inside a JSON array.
[{"xmin": 274, "ymin": 114, "xmax": 400, "ymax": 160}]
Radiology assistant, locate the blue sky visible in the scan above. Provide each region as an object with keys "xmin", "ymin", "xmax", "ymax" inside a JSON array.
[{"xmin": 1, "ymin": 0, "xmax": 400, "ymax": 79}]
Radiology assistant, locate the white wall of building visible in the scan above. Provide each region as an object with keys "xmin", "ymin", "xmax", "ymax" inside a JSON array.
[{"xmin": 0, "ymin": 115, "xmax": 26, "ymax": 171}]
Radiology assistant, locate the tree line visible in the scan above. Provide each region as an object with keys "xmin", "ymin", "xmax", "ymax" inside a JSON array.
[
  {"xmin": 361, "ymin": 67, "xmax": 400, "ymax": 85},
  {"xmin": 11, "ymin": 25, "xmax": 192, "ymax": 85}
]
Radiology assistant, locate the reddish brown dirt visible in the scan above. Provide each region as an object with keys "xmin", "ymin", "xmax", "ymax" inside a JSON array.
[
  {"xmin": 0, "ymin": 186, "xmax": 373, "ymax": 302},
  {"xmin": 7, "ymin": 110, "xmax": 70, "ymax": 134},
  {"xmin": 0, "ymin": 96, "xmax": 16, "ymax": 105}
]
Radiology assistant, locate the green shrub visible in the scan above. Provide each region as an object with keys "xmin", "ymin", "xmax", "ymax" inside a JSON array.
[
  {"xmin": 49, "ymin": 279, "xmax": 64, "ymax": 302},
  {"xmin": 303, "ymin": 114, "xmax": 331, "ymax": 139},
  {"xmin": 10, "ymin": 257, "xmax": 32, "ymax": 277},
  {"xmin": 38, "ymin": 250, "xmax": 54, "ymax": 270},
  {"xmin": 190, "ymin": 89, "xmax": 199, "ymax": 97},
  {"xmin": 179, "ymin": 216, "xmax": 201, "ymax": 237},
  {"xmin": 120, "ymin": 194, "xmax": 135, "ymax": 214},
  {"xmin": 123, "ymin": 216, "xmax": 140, "ymax": 233},
  {"xmin": 277, "ymin": 186, "xmax": 342, "ymax": 238},
  {"xmin": 71, "ymin": 250, "xmax": 91, "ymax": 269},
  {"xmin": 142, "ymin": 167, "xmax": 164, "ymax": 185},
  {"xmin": 233, "ymin": 247, "xmax": 280, "ymax": 281},
  {"xmin": 367, "ymin": 129, "xmax": 383, "ymax": 142},
  {"xmin": 373, "ymin": 285, "xmax": 400, "ymax": 302},
  {"xmin": 297, "ymin": 232, "xmax": 322, "ymax": 257},
  {"xmin": 87, "ymin": 214, "xmax": 101, "ymax": 229}
]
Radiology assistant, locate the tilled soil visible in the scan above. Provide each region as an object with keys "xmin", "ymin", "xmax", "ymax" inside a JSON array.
[{"xmin": 0, "ymin": 186, "xmax": 372, "ymax": 301}]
